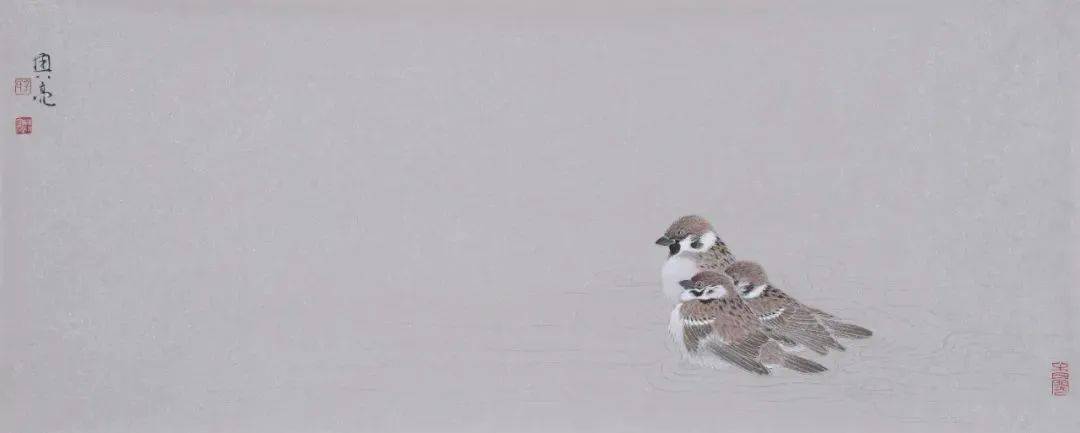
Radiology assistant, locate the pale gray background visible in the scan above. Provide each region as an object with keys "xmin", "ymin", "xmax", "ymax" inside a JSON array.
[{"xmin": 3, "ymin": 1, "xmax": 1078, "ymax": 432}]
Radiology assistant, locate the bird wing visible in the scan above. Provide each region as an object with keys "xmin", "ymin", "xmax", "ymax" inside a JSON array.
[
  {"xmin": 680, "ymin": 321, "xmax": 714, "ymax": 353},
  {"xmin": 761, "ymin": 303, "xmax": 845, "ymax": 354},
  {"xmin": 677, "ymin": 300, "xmax": 771, "ymax": 374},
  {"xmin": 676, "ymin": 301, "xmax": 718, "ymax": 353},
  {"xmin": 704, "ymin": 329, "xmax": 771, "ymax": 375},
  {"xmin": 707, "ymin": 299, "xmax": 771, "ymax": 374}
]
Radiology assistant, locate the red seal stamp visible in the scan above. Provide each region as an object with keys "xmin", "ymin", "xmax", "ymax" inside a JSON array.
[
  {"xmin": 14, "ymin": 77, "xmax": 32, "ymax": 95},
  {"xmin": 1051, "ymin": 362, "xmax": 1069, "ymax": 397},
  {"xmin": 15, "ymin": 116, "xmax": 32, "ymax": 135}
]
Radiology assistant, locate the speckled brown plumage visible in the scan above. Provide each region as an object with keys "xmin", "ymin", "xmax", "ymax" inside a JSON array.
[
  {"xmin": 743, "ymin": 285, "xmax": 845, "ymax": 355},
  {"xmin": 675, "ymin": 280, "xmax": 772, "ymax": 375},
  {"xmin": 697, "ymin": 241, "xmax": 737, "ymax": 273}
]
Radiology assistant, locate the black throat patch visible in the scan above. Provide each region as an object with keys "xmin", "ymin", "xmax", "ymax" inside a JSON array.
[{"xmin": 668, "ymin": 243, "xmax": 680, "ymax": 256}]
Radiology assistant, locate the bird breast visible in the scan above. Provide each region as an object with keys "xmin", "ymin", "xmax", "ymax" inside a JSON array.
[
  {"xmin": 668, "ymin": 304, "xmax": 686, "ymax": 351},
  {"xmin": 662, "ymin": 253, "xmax": 701, "ymax": 301}
]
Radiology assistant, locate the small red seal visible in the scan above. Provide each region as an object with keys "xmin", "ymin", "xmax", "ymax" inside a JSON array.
[
  {"xmin": 14, "ymin": 77, "xmax": 32, "ymax": 95},
  {"xmin": 1051, "ymin": 362, "xmax": 1069, "ymax": 397},
  {"xmin": 15, "ymin": 116, "xmax": 32, "ymax": 135}
]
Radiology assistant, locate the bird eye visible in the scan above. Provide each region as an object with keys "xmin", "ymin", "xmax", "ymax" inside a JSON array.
[{"xmin": 691, "ymin": 240, "xmax": 703, "ymax": 249}]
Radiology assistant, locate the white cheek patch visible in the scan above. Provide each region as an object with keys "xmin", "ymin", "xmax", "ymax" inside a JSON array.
[
  {"xmin": 678, "ymin": 237, "xmax": 695, "ymax": 253},
  {"xmin": 742, "ymin": 284, "xmax": 769, "ymax": 299},
  {"xmin": 680, "ymin": 231, "xmax": 719, "ymax": 253},
  {"xmin": 697, "ymin": 232, "xmax": 718, "ymax": 250}
]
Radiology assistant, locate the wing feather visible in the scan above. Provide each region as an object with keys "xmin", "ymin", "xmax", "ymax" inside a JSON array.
[
  {"xmin": 762, "ymin": 306, "xmax": 845, "ymax": 354},
  {"xmin": 808, "ymin": 307, "xmax": 873, "ymax": 339},
  {"xmin": 681, "ymin": 322, "xmax": 713, "ymax": 353},
  {"xmin": 704, "ymin": 331, "xmax": 770, "ymax": 375}
]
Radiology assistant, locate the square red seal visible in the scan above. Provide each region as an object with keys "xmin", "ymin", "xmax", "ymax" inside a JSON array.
[
  {"xmin": 15, "ymin": 116, "xmax": 32, "ymax": 135},
  {"xmin": 14, "ymin": 77, "xmax": 32, "ymax": 95}
]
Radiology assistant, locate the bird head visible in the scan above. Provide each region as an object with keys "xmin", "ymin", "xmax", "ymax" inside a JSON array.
[
  {"xmin": 679, "ymin": 271, "xmax": 734, "ymax": 301},
  {"xmin": 655, "ymin": 215, "xmax": 724, "ymax": 256}
]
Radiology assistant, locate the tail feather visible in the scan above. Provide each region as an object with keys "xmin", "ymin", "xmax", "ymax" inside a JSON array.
[
  {"xmin": 824, "ymin": 320, "xmax": 873, "ymax": 339},
  {"xmin": 810, "ymin": 307, "xmax": 873, "ymax": 340},
  {"xmin": 763, "ymin": 331, "xmax": 798, "ymax": 347},
  {"xmin": 791, "ymin": 331, "xmax": 844, "ymax": 354},
  {"xmin": 781, "ymin": 354, "xmax": 828, "ymax": 373},
  {"xmin": 795, "ymin": 338, "xmax": 829, "ymax": 355}
]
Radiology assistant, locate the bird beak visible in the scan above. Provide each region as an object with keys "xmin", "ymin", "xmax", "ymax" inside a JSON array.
[
  {"xmin": 655, "ymin": 236, "xmax": 675, "ymax": 246},
  {"xmin": 679, "ymin": 280, "xmax": 695, "ymax": 290}
]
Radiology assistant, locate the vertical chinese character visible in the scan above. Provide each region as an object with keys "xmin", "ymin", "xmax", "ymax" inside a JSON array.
[
  {"xmin": 35, "ymin": 81, "xmax": 55, "ymax": 107},
  {"xmin": 34, "ymin": 53, "xmax": 52, "ymax": 73},
  {"xmin": 32, "ymin": 52, "xmax": 56, "ymax": 107}
]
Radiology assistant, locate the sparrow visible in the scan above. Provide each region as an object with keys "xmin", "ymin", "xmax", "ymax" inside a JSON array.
[
  {"xmin": 655, "ymin": 215, "xmax": 736, "ymax": 301},
  {"xmin": 654, "ymin": 215, "xmax": 873, "ymax": 344},
  {"xmin": 669, "ymin": 271, "xmax": 827, "ymax": 375},
  {"xmin": 725, "ymin": 260, "xmax": 871, "ymax": 355}
]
